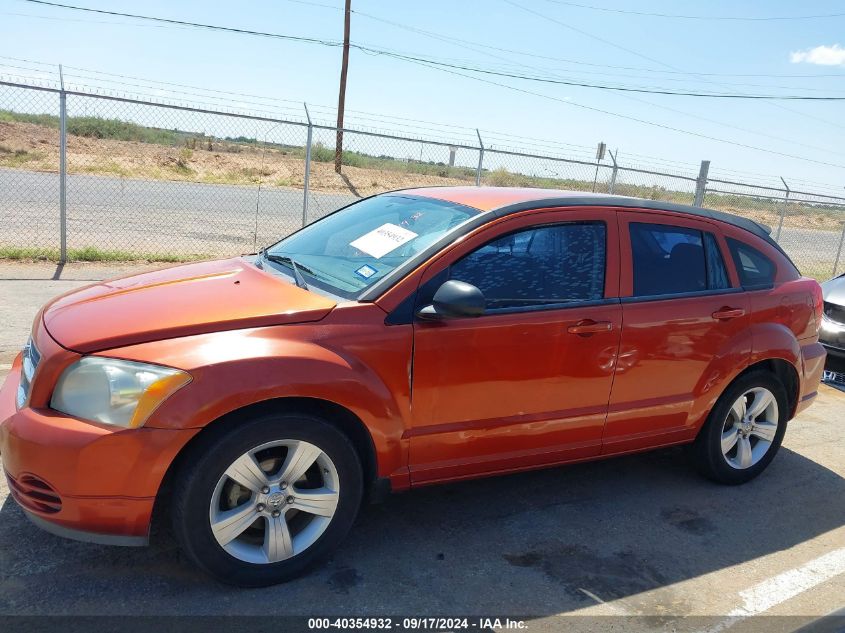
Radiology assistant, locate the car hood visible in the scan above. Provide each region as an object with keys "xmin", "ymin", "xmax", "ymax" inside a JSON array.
[
  {"xmin": 822, "ymin": 273, "xmax": 845, "ymax": 305},
  {"xmin": 42, "ymin": 257, "xmax": 337, "ymax": 353}
]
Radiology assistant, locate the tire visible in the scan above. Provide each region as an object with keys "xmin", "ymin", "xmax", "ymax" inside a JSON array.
[
  {"xmin": 171, "ymin": 411, "xmax": 363, "ymax": 587},
  {"xmin": 691, "ymin": 370, "xmax": 788, "ymax": 485}
]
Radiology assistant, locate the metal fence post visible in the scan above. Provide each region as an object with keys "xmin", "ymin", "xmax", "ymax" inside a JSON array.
[
  {"xmin": 775, "ymin": 177, "xmax": 790, "ymax": 243},
  {"xmin": 834, "ymin": 222, "xmax": 845, "ymax": 277},
  {"xmin": 475, "ymin": 129, "xmax": 484, "ymax": 186},
  {"xmin": 58, "ymin": 65, "xmax": 67, "ymax": 263},
  {"xmin": 693, "ymin": 160, "xmax": 710, "ymax": 207},
  {"xmin": 607, "ymin": 149, "xmax": 619, "ymax": 194},
  {"xmin": 303, "ymin": 103, "xmax": 313, "ymax": 227}
]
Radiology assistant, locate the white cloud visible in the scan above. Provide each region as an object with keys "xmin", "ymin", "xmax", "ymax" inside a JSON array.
[{"xmin": 790, "ymin": 44, "xmax": 845, "ymax": 66}]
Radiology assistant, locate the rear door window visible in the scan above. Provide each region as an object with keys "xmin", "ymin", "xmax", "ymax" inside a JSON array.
[
  {"xmin": 629, "ymin": 223, "xmax": 731, "ymax": 297},
  {"xmin": 726, "ymin": 238, "xmax": 776, "ymax": 289}
]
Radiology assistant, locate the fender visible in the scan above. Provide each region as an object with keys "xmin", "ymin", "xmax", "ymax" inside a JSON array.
[
  {"xmin": 685, "ymin": 321, "xmax": 755, "ymax": 436},
  {"xmin": 687, "ymin": 320, "xmax": 801, "ymax": 436},
  {"xmin": 747, "ymin": 321, "xmax": 801, "ymax": 369},
  {"xmin": 98, "ymin": 304, "xmax": 413, "ymax": 484}
]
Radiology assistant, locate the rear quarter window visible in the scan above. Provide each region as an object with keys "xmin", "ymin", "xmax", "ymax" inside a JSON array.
[{"xmin": 726, "ymin": 238, "xmax": 776, "ymax": 289}]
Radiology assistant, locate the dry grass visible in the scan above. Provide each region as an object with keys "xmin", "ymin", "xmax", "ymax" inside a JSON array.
[{"xmin": 0, "ymin": 120, "xmax": 473, "ymax": 198}]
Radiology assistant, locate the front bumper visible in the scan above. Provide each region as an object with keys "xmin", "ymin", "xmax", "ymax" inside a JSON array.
[
  {"xmin": 820, "ymin": 315, "xmax": 845, "ymax": 359},
  {"xmin": 1, "ymin": 355, "xmax": 198, "ymax": 545}
]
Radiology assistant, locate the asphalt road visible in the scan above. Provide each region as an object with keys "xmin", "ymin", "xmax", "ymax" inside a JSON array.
[
  {"xmin": 1, "ymin": 168, "xmax": 843, "ymax": 277},
  {"xmin": 0, "ymin": 168, "xmax": 358, "ymax": 256},
  {"xmin": 0, "ymin": 264, "xmax": 844, "ymax": 632}
]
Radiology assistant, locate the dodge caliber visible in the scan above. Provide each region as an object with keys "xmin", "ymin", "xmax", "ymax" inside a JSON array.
[{"xmin": 0, "ymin": 187, "xmax": 826, "ymax": 586}]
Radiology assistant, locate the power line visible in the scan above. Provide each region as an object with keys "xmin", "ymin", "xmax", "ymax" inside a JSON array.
[
  {"xmin": 19, "ymin": 0, "xmax": 346, "ymax": 46},
  {"xmin": 15, "ymin": 3, "xmax": 845, "ymax": 81},
  {"xmin": 0, "ymin": 9, "xmax": 191, "ymax": 29},
  {"xmin": 355, "ymin": 10, "xmax": 843, "ymax": 79},
  {"xmin": 370, "ymin": 51, "xmax": 845, "ymax": 100},
  {"xmin": 502, "ymin": 0, "xmax": 674, "ymax": 72},
  {"xmin": 541, "ymin": 1, "xmax": 845, "ymax": 21},
  {"xmin": 394, "ymin": 54, "xmax": 845, "ymax": 172},
  {"xmin": 609, "ymin": 91, "xmax": 845, "ymax": 159},
  {"xmin": 501, "ymin": 1, "xmax": 845, "ymax": 140},
  {"xmin": 6, "ymin": 57, "xmax": 844, "ymax": 179},
  {"xmin": 1, "ymin": 54, "xmax": 482, "ymax": 140},
  {"xmin": 349, "ymin": 8, "xmax": 845, "ymax": 88},
  {"xmin": 15, "ymin": 0, "xmax": 845, "ymax": 168},
  {"xmin": 18, "ymin": 0, "xmax": 845, "ymax": 100}
]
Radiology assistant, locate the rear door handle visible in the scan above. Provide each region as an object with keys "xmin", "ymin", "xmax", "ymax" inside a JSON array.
[
  {"xmin": 567, "ymin": 320, "xmax": 613, "ymax": 334},
  {"xmin": 712, "ymin": 307, "xmax": 745, "ymax": 320}
]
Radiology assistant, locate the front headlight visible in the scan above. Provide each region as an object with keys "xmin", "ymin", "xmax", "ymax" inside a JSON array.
[{"xmin": 51, "ymin": 357, "xmax": 191, "ymax": 429}]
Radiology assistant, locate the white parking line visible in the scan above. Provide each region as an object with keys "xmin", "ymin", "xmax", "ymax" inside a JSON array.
[
  {"xmin": 577, "ymin": 588, "xmax": 633, "ymax": 616},
  {"xmin": 705, "ymin": 548, "xmax": 845, "ymax": 633}
]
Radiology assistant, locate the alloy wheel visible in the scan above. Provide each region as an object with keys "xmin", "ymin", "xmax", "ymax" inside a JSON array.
[
  {"xmin": 720, "ymin": 387, "xmax": 779, "ymax": 470},
  {"xmin": 209, "ymin": 439, "xmax": 340, "ymax": 564}
]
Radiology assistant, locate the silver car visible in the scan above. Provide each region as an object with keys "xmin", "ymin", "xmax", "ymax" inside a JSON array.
[{"xmin": 821, "ymin": 273, "xmax": 845, "ymax": 382}]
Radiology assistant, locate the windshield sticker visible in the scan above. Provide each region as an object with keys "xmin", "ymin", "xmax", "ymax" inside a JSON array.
[
  {"xmin": 350, "ymin": 223, "xmax": 418, "ymax": 259},
  {"xmin": 355, "ymin": 264, "xmax": 378, "ymax": 279}
]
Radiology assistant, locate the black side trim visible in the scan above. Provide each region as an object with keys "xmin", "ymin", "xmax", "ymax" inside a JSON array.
[
  {"xmin": 742, "ymin": 284, "xmax": 776, "ymax": 292},
  {"xmin": 386, "ymin": 268, "xmax": 448, "ymax": 326},
  {"xmin": 620, "ymin": 287, "xmax": 744, "ymax": 304},
  {"xmin": 24, "ymin": 510, "xmax": 148, "ymax": 546},
  {"xmin": 384, "ymin": 291, "xmax": 419, "ymax": 325},
  {"xmin": 475, "ymin": 297, "xmax": 620, "ymax": 316}
]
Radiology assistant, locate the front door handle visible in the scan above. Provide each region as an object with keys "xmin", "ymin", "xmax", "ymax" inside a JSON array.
[
  {"xmin": 712, "ymin": 307, "xmax": 745, "ymax": 320},
  {"xmin": 567, "ymin": 320, "xmax": 613, "ymax": 334}
]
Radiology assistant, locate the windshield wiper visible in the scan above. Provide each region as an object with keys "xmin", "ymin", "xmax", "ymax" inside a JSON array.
[{"xmin": 262, "ymin": 251, "xmax": 311, "ymax": 291}]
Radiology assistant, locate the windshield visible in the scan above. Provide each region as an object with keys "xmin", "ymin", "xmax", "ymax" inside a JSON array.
[{"xmin": 265, "ymin": 194, "xmax": 480, "ymax": 299}]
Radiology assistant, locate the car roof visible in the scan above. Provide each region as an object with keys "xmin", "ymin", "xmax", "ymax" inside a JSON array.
[
  {"xmin": 401, "ymin": 186, "xmax": 611, "ymax": 212},
  {"xmin": 398, "ymin": 186, "xmax": 778, "ymax": 248}
]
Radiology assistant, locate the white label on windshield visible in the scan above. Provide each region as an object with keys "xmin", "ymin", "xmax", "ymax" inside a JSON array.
[{"xmin": 350, "ymin": 223, "xmax": 418, "ymax": 259}]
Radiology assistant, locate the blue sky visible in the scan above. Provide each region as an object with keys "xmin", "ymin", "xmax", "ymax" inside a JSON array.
[{"xmin": 2, "ymin": 0, "xmax": 845, "ymax": 192}]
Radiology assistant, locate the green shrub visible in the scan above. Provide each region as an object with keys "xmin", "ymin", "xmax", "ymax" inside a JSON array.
[
  {"xmin": 488, "ymin": 167, "xmax": 517, "ymax": 187},
  {"xmin": 310, "ymin": 142, "xmax": 335, "ymax": 163},
  {"xmin": 66, "ymin": 116, "xmax": 182, "ymax": 144},
  {"xmin": 0, "ymin": 246, "xmax": 195, "ymax": 263},
  {"xmin": 0, "ymin": 110, "xmax": 59, "ymax": 127}
]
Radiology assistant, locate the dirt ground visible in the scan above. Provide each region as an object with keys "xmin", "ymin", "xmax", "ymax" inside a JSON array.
[{"xmin": 0, "ymin": 119, "xmax": 472, "ymax": 199}]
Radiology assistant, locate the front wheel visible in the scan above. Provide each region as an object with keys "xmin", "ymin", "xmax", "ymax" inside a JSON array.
[
  {"xmin": 171, "ymin": 412, "xmax": 363, "ymax": 586},
  {"xmin": 691, "ymin": 371, "xmax": 788, "ymax": 485}
]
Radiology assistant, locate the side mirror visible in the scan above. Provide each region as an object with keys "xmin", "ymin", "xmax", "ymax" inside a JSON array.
[{"xmin": 417, "ymin": 280, "xmax": 486, "ymax": 320}]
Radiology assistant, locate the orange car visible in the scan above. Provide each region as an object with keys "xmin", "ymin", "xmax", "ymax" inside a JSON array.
[{"xmin": 0, "ymin": 187, "xmax": 825, "ymax": 586}]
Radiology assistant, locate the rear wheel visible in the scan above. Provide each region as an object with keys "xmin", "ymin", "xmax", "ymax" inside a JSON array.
[
  {"xmin": 171, "ymin": 412, "xmax": 363, "ymax": 586},
  {"xmin": 691, "ymin": 371, "xmax": 788, "ymax": 485}
]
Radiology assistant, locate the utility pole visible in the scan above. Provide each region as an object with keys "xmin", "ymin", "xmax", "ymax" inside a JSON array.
[{"xmin": 334, "ymin": 0, "xmax": 351, "ymax": 173}]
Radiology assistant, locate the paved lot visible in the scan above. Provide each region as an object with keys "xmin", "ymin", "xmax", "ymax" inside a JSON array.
[{"xmin": 1, "ymin": 263, "xmax": 844, "ymax": 631}]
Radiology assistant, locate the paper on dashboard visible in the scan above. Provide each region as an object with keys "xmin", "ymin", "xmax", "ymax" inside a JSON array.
[{"xmin": 349, "ymin": 223, "xmax": 418, "ymax": 258}]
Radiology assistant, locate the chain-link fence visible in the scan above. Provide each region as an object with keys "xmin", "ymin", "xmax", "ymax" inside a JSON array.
[
  {"xmin": 2, "ymin": 80, "xmax": 844, "ymax": 279},
  {"xmin": 704, "ymin": 178, "xmax": 845, "ymax": 280},
  {"xmin": 0, "ymin": 84, "xmax": 60, "ymax": 256}
]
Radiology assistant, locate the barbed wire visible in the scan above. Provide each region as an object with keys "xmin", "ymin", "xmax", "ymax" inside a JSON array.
[{"xmin": 1, "ymin": 65, "xmax": 843, "ymax": 196}]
